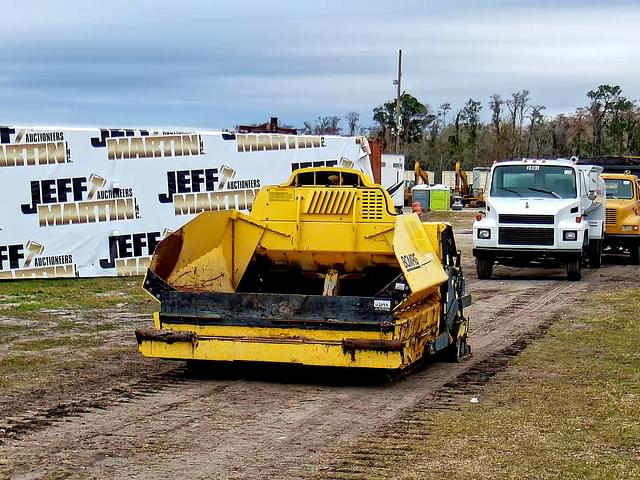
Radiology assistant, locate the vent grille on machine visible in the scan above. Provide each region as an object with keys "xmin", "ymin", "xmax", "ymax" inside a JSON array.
[
  {"xmin": 360, "ymin": 190, "xmax": 384, "ymax": 220},
  {"xmin": 304, "ymin": 189, "xmax": 355, "ymax": 215}
]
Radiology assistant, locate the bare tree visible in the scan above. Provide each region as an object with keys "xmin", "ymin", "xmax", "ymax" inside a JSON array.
[
  {"xmin": 301, "ymin": 121, "xmax": 313, "ymax": 135},
  {"xmin": 505, "ymin": 89, "xmax": 531, "ymax": 157},
  {"xmin": 517, "ymin": 90, "xmax": 532, "ymax": 136},
  {"xmin": 439, "ymin": 103, "xmax": 451, "ymax": 127},
  {"xmin": 453, "ymin": 109, "xmax": 463, "ymax": 147},
  {"xmin": 344, "ymin": 112, "xmax": 360, "ymax": 136},
  {"xmin": 462, "ymin": 98, "xmax": 483, "ymax": 163},
  {"xmin": 526, "ymin": 105, "xmax": 546, "ymax": 157},
  {"xmin": 488, "ymin": 94, "xmax": 503, "ymax": 136},
  {"xmin": 506, "ymin": 92, "xmax": 519, "ymax": 132},
  {"xmin": 488, "ymin": 94, "xmax": 504, "ymax": 159},
  {"xmin": 303, "ymin": 116, "xmax": 342, "ymax": 135},
  {"xmin": 325, "ymin": 116, "xmax": 342, "ymax": 135}
]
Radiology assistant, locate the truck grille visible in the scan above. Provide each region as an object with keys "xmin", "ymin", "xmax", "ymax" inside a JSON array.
[
  {"xmin": 605, "ymin": 208, "xmax": 617, "ymax": 225},
  {"xmin": 498, "ymin": 227, "xmax": 554, "ymax": 246},
  {"xmin": 498, "ymin": 214, "xmax": 554, "ymax": 225}
]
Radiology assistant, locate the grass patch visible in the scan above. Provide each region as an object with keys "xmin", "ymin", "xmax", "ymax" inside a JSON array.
[
  {"xmin": 0, "ymin": 277, "xmax": 155, "ymax": 318},
  {"xmin": 93, "ymin": 322, "xmax": 120, "ymax": 331},
  {"xmin": 0, "ymin": 324, "xmax": 31, "ymax": 336},
  {"xmin": 10, "ymin": 302, "xmax": 41, "ymax": 313},
  {"xmin": 12, "ymin": 335, "xmax": 103, "ymax": 352},
  {"xmin": 0, "ymin": 342, "xmax": 128, "ymax": 393},
  {"xmin": 0, "ymin": 353, "xmax": 56, "ymax": 390},
  {"xmin": 0, "ymin": 323, "xmax": 44, "ymax": 344},
  {"xmin": 325, "ymin": 288, "xmax": 640, "ymax": 479},
  {"xmin": 56, "ymin": 319, "xmax": 77, "ymax": 331}
]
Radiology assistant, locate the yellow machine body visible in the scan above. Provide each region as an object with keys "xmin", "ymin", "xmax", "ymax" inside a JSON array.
[
  {"xmin": 602, "ymin": 172, "xmax": 640, "ymax": 263},
  {"xmin": 136, "ymin": 167, "xmax": 470, "ymax": 370}
]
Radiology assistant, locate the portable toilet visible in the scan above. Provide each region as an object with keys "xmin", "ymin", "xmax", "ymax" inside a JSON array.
[
  {"xmin": 411, "ymin": 184, "xmax": 430, "ymax": 212},
  {"xmin": 429, "ymin": 184, "xmax": 451, "ymax": 211}
]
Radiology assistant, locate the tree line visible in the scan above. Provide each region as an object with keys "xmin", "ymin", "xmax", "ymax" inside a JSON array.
[{"xmin": 298, "ymin": 84, "xmax": 640, "ymax": 172}]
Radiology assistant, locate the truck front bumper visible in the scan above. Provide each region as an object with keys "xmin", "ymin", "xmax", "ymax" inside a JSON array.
[
  {"xmin": 473, "ymin": 247, "xmax": 582, "ymax": 266},
  {"xmin": 603, "ymin": 234, "xmax": 640, "ymax": 250}
]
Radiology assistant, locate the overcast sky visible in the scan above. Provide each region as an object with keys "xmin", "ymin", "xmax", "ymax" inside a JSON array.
[{"xmin": 1, "ymin": 0, "xmax": 639, "ymax": 131}]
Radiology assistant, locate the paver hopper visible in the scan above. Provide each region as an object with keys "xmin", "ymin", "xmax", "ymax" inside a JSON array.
[{"xmin": 136, "ymin": 167, "xmax": 470, "ymax": 370}]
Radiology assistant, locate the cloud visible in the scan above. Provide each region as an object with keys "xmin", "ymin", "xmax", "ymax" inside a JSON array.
[{"xmin": 0, "ymin": 1, "xmax": 639, "ymax": 128}]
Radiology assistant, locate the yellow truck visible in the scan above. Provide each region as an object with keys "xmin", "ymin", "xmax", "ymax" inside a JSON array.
[
  {"xmin": 135, "ymin": 167, "xmax": 471, "ymax": 371},
  {"xmin": 578, "ymin": 157, "xmax": 640, "ymax": 264},
  {"xmin": 602, "ymin": 172, "xmax": 640, "ymax": 264}
]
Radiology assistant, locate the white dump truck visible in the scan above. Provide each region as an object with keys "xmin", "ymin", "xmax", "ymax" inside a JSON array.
[{"xmin": 473, "ymin": 158, "xmax": 605, "ymax": 280}]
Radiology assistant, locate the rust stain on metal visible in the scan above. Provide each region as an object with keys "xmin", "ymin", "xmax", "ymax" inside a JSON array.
[
  {"xmin": 342, "ymin": 338, "xmax": 403, "ymax": 352},
  {"xmin": 135, "ymin": 328, "xmax": 196, "ymax": 345},
  {"xmin": 153, "ymin": 230, "xmax": 184, "ymax": 280}
]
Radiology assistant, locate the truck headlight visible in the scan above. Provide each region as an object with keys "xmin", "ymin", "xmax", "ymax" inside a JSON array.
[
  {"xmin": 563, "ymin": 230, "xmax": 577, "ymax": 241},
  {"xmin": 477, "ymin": 228, "xmax": 491, "ymax": 239},
  {"xmin": 622, "ymin": 225, "xmax": 639, "ymax": 232}
]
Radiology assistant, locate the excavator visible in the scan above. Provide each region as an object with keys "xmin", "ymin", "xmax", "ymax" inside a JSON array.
[
  {"xmin": 454, "ymin": 162, "xmax": 485, "ymax": 208},
  {"xmin": 136, "ymin": 167, "xmax": 471, "ymax": 371},
  {"xmin": 403, "ymin": 161, "xmax": 431, "ymax": 206},
  {"xmin": 415, "ymin": 160, "xmax": 430, "ymax": 184}
]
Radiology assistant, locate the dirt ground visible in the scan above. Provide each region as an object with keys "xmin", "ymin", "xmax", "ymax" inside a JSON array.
[{"xmin": 1, "ymin": 210, "xmax": 638, "ymax": 480}]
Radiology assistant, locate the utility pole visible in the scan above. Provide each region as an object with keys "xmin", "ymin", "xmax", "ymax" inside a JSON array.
[{"xmin": 394, "ymin": 49, "xmax": 402, "ymax": 154}]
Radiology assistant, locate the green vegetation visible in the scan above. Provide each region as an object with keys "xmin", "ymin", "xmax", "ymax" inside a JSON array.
[
  {"xmin": 366, "ymin": 84, "xmax": 640, "ymax": 174},
  {"xmin": 56, "ymin": 319, "xmax": 77, "ymax": 331},
  {"xmin": 326, "ymin": 288, "xmax": 640, "ymax": 479},
  {"xmin": 93, "ymin": 322, "xmax": 121, "ymax": 331},
  {"xmin": 0, "ymin": 277, "xmax": 154, "ymax": 318},
  {"xmin": 12, "ymin": 335, "xmax": 103, "ymax": 352},
  {"xmin": 0, "ymin": 324, "xmax": 30, "ymax": 338},
  {"xmin": 0, "ymin": 353, "xmax": 56, "ymax": 390},
  {"xmin": 0, "ymin": 344, "xmax": 136, "ymax": 393},
  {"xmin": 0, "ymin": 277, "xmax": 154, "ymax": 393}
]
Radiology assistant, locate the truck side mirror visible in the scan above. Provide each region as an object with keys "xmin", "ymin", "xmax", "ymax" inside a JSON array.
[{"xmin": 587, "ymin": 191, "xmax": 597, "ymax": 201}]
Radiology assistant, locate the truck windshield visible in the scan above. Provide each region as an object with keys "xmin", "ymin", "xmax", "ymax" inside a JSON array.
[
  {"xmin": 604, "ymin": 179, "xmax": 634, "ymax": 199},
  {"xmin": 490, "ymin": 165, "xmax": 577, "ymax": 199}
]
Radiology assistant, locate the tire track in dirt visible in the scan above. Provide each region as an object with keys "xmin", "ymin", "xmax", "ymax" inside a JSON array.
[
  {"xmin": 317, "ymin": 263, "xmax": 638, "ymax": 479},
  {"xmin": 0, "ymin": 264, "xmax": 636, "ymax": 480},
  {"xmin": 0, "ymin": 367, "xmax": 191, "ymax": 445}
]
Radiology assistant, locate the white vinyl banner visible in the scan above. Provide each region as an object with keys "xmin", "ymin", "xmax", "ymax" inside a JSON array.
[{"xmin": 0, "ymin": 126, "xmax": 372, "ymax": 279}]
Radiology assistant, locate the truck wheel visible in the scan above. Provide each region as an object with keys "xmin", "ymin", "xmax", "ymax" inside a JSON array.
[
  {"xmin": 567, "ymin": 258, "xmax": 582, "ymax": 281},
  {"xmin": 476, "ymin": 257, "xmax": 493, "ymax": 279},
  {"xmin": 630, "ymin": 244, "xmax": 640, "ymax": 265},
  {"xmin": 588, "ymin": 239, "xmax": 602, "ymax": 268}
]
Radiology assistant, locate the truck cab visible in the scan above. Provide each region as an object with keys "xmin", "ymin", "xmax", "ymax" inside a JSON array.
[
  {"xmin": 602, "ymin": 173, "xmax": 640, "ymax": 264},
  {"xmin": 472, "ymin": 158, "xmax": 605, "ymax": 280}
]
